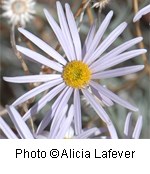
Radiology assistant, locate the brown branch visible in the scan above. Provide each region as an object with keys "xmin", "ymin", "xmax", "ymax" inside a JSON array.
[
  {"xmin": 10, "ymin": 24, "xmax": 30, "ymax": 75},
  {"xmin": 133, "ymin": 0, "xmax": 148, "ymax": 65}
]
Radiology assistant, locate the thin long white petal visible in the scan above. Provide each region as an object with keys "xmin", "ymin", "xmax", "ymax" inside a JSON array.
[
  {"xmin": 12, "ymin": 78, "xmax": 63, "ymax": 107},
  {"xmin": 92, "ymin": 65, "xmax": 144, "ymax": 79},
  {"xmin": 56, "ymin": 2, "xmax": 76, "ymax": 60},
  {"xmin": 56, "ymin": 105, "xmax": 74, "ymax": 139},
  {"xmin": 36, "ymin": 86, "xmax": 69, "ymax": 134},
  {"xmin": 17, "ymin": 45, "xmax": 63, "ymax": 72},
  {"xmin": 82, "ymin": 23, "xmax": 96, "ymax": 57},
  {"xmin": 90, "ymin": 81, "xmax": 138, "ymax": 111},
  {"xmin": 124, "ymin": 112, "xmax": 133, "ymax": 138},
  {"xmin": 3, "ymin": 74, "xmax": 61, "ymax": 83},
  {"xmin": 107, "ymin": 123, "xmax": 118, "ymax": 139},
  {"xmin": 0, "ymin": 117, "xmax": 18, "ymax": 139},
  {"xmin": 44, "ymin": 9, "xmax": 72, "ymax": 61},
  {"xmin": 75, "ymin": 127, "xmax": 98, "ymax": 139},
  {"xmin": 133, "ymin": 4, "xmax": 150, "ymax": 22},
  {"xmin": 81, "ymin": 88, "xmax": 112, "ymax": 124},
  {"xmin": 23, "ymin": 83, "xmax": 66, "ymax": 121},
  {"xmin": 91, "ymin": 49, "xmax": 147, "ymax": 72},
  {"xmin": 91, "ymin": 86, "xmax": 114, "ymax": 106},
  {"xmin": 49, "ymin": 87, "xmax": 73, "ymax": 138},
  {"xmin": 74, "ymin": 89, "xmax": 82, "ymax": 134},
  {"xmin": 86, "ymin": 22, "xmax": 127, "ymax": 65},
  {"xmin": 83, "ymin": 11, "xmax": 113, "ymax": 62},
  {"xmin": 53, "ymin": 88, "xmax": 73, "ymax": 120},
  {"xmin": 76, "ymin": 127, "xmax": 99, "ymax": 139},
  {"xmin": 49, "ymin": 105, "xmax": 68, "ymax": 138},
  {"xmin": 132, "ymin": 115, "xmax": 143, "ymax": 139},
  {"xmin": 100, "ymin": 93, "xmax": 114, "ymax": 107},
  {"xmin": 6, "ymin": 106, "xmax": 34, "ymax": 139},
  {"xmin": 18, "ymin": 28, "xmax": 67, "ymax": 65},
  {"xmin": 65, "ymin": 3, "xmax": 82, "ymax": 60},
  {"xmin": 90, "ymin": 37, "xmax": 143, "ymax": 69}
]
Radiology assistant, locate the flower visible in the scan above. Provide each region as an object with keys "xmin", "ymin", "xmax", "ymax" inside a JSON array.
[
  {"xmin": 0, "ymin": 105, "xmax": 103, "ymax": 139},
  {"xmin": 1, "ymin": 0, "xmax": 36, "ymax": 26},
  {"xmin": 4, "ymin": 1, "xmax": 146, "ymax": 136},
  {"xmin": 124, "ymin": 112, "xmax": 143, "ymax": 139},
  {"xmin": 133, "ymin": 4, "xmax": 150, "ymax": 22}
]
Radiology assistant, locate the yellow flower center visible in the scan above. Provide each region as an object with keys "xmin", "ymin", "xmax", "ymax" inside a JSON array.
[
  {"xmin": 12, "ymin": 0, "xmax": 27, "ymax": 15},
  {"xmin": 62, "ymin": 61, "xmax": 91, "ymax": 89}
]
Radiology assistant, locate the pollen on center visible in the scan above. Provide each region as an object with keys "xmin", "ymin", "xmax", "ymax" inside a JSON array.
[{"xmin": 62, "ymin": 61, "xmax": 91, "ymax": 88}]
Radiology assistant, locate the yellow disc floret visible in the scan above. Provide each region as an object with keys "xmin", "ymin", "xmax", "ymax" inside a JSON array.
[{"xmin": 62, "ymin": 61, "xmax": 91, "ymax": 88}]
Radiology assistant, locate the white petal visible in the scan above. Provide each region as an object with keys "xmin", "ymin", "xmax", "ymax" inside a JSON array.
[
  {"xmin": 44, "ymin": 9, "xmax": 72, "ymax": 61},
  {"xmin": 49, "ymin": 87, "xmax": 73, "ymax": 138},
  {"xmin": 76, "ymin": 127, "xmax": 99, "ymax": 139},
  {"xmin": 53, "ymin": 87, "xmax": 73, "ymax": 120},
  {"xmin": 56, "ymin": 2, "xmax": 76, "ymax": 60},
  {"xmin": 0, "ymin": 117, "xmax": 18, "ymax": 139},
  {"xmin": 107, "ymin": 123, "xmax": 118, "ymax": 139},
  {"xmin": 81, "ymin": 88, "xmax": 112, "ymax": 124},
  {"xmin": 17, "ymin": 45, "xmax": 63, "ymax": 72},
  {"xmin": 82, "ymin": 23, "xmax": 96, "ymax": 57},
  {"xmin": 91, "ymin": 49, "xmax": 147, "ymax": 72},
  {"xmin": 92, "ymin": 65, "xmax": 144, "ymax": 79},
  {"xmin": 64, "ymin": 126, "xmax": 75, "ymax": 139},
  {"xmin": 83, "ymin": 11, "xmax": 113, "ymax": 62},
  {"xmin": 74, "ymin": 89, "xmax": 82, "ymax": 134},
  {"xmin": 18, "ymin": 28, "xmax": 67, "ymax": 65},
  {"xmin": 3, "ymin": 74, "xmax": 61, "ymax": 83},
  {"xmin": 91, "ymin": 86, "xmax": 114, "ymax": 106},
  {"xmin": 36, "ymin": 86, "xmax": 70, "ymax": 134},
  {"xmin": 82, "ymin": 88, "xmax": 117, "ymax": 138},
  {"xmin": 100, "ymin": 93, "xmax": 114, "ymax": 107},
  {"xmin": 12, "ymin": 78, "xmax": 63, "ymax": 107},
  {"xmin": 124, "ymin": 112, "xmax": 133, "ymax": 138},
  {"xmin": 90, "ymin": 37, "xmax": 143, "ymax": 69},
  {"xmin": 56, "ymin": 105, "xmax": 74, "ymax": 138},
  {"xmin": 6, "ymin": 106, "xmax": 34, "ymax": 139},
  {"xmin": 49, "ymin": 105, "xmax": 68, "ymax": 138},
  {"xmin": 86, "ymin": 22, "xmax": 127, "ymax": 65},
  {"xmin": 23, "ymin": 83, "xmax": 66, "ymax": 121},
  {"xmin": 132, "ymin": 115, "xmax": 143, "ymax": 139},
  {"xmin": 65, "ymin": 3, "xmax": 82, "ymax": 60},
  {"xmin": 133, "ymin": 4, "xmax": 150, "ymax": 22},
  {"xmin": 90, "ymin": 81, "xmax": 138, "ymax": 111}
]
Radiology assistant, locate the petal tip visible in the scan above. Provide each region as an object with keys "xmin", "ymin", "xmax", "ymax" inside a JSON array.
[
  {"xmin": 18, "ymin": 27, "xmax": 24, "ymax": 32},
  {"xmin": 43, "ymin": 8, "xmax": 48, "ymax": 15},
  {"xmin": 109, "ymin": 10, "xmax": 114, "ymax": 16}
]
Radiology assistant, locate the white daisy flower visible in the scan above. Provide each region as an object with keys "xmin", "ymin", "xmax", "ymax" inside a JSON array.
[
  {"xmin": 133, "ymin": 4, "xmax": 150, "ymax": 22},
  {"xmin": 1, "ymin": 0, "xmax": 36, "ymax": 26},
  {"xmin": 124, "ymin": 112, "xmax": 143, "ymax": 139},
  {"xmin": 4, "ymin": 1, "xmax": 146, "ymax": 137},
  {"xmin": 0, "ymin": 105, "xmax": 102, "ymax": 139}
]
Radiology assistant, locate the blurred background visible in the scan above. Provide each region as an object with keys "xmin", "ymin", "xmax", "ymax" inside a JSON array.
[{"xmin": 0, "ymin": 0, "xmax": 150, "ymax": 138}]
